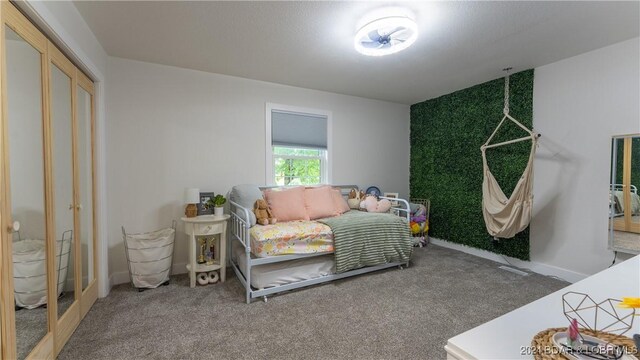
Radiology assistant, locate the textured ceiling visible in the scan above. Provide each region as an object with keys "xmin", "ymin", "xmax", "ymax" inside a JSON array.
[{"xmin": 74, "ymin": 1, "xmax": 639, "ymax": 105}]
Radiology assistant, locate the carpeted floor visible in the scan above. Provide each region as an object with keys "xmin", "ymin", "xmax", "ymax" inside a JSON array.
[
  {"xmin": 58, "ymin": 245, "xmax": 567, "ymax": 359},
  {"xmin": 16, "ymin": 291, "xmax": 74, "ymax": 359},
  {"xmin": 613, "ymin": 230, "xmax": 640, "ymax": 252}
]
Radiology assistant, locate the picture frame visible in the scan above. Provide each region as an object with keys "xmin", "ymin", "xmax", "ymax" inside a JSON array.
[
  {"xmin": 197, "ymin": 192, "xmax": 215, "ymax": 215},
  {"xmin": 383, "ymin": 192, "xmax": 399, "ymax": 206}
]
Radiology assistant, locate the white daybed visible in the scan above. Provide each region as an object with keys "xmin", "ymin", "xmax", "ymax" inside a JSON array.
[
  {"xmin": 229, "ymin": 185, "xmax": 412, "ymax": 304},
  {"xmin": 610, "ymin": 183, "xmax": 640, "ymax": 217}
]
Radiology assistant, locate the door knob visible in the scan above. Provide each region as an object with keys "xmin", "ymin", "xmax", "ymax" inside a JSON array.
[
  {"xmin": 76, "ymin": 204, "xmax": 83, "ymax": 210},
  {"xmin": 69, "ymin": 204, "xmax": 74, "ymax": 210},
  {"xmin": 8, "ymin": 220, "xmax": 20, "ymax": 233}
]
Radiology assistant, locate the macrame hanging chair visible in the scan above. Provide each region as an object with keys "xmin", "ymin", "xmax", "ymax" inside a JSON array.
[{"xmin": 481, "ymin": 69, "xmax": 540, "ymax": 239}]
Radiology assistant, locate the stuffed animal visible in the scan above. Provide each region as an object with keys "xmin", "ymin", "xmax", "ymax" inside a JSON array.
[
  {"xmin": 348, "ymin": 189, "xmax": 357, "ymax": 199},
  {"xmin": 411, "ymin": 214, "xmax": 427, "ymax": 225},
  {"xmin": 410, "ymin": 216, "xmax": 427, "ymax": 234},
  {"xmin": 347, "ymin": 188, "xmax": 361, "ymax": 209},
  {"xmin": 410, "ymin": 222, "xmax": 421, "ymax": 234},
  {"xmin": 253, "ymin": 199, "xmax": 277, "ymax": 225},
  {"xmin": 362, "ymin": 195, "xmax": 392, "ymax": 213}
]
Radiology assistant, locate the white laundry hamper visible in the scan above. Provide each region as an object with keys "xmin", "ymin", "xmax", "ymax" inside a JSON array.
[
  {"xmin": 13, "ymin": 230, "xmax": 73, "ymax": 309},
  {"xmin": 123, "ymin": 222, "xmax": 176, "ymax": 291}
]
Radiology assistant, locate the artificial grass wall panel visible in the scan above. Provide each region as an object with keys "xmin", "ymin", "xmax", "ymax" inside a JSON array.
[
  {"xmin": 614, "ymin": 137, "xmax": 640, "ymax": 189},
  {"xmin": 410, "ymin": 69, "xmax": 534, "ymax": 260}
]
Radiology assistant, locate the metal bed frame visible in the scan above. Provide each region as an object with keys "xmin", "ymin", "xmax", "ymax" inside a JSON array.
[
  {"xmin": 610, "ymin": 184, "xmax": 639, "ymax": 217},
  {"xmin": 229, "ymin": 185, "xmax": 411, "ymax": 304},
  {"xmin": 611, "ymin": 184, "xmax": 638, "ymax": 194}
]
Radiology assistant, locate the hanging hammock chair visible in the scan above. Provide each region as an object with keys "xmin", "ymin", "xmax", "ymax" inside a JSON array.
[{"xmin": 481, "ymin": 70, "xmax": 540, "ymax": 239}]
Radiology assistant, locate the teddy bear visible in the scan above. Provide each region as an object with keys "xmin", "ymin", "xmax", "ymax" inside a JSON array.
[{"xmin": 253, "ymin": 199, "xmax": 277, "ymax": 225}]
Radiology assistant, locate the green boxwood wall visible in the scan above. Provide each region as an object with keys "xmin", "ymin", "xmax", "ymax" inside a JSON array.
[
  {"xmin": 410, "ymin": 70, "xmax": 534, "ymax": 260},
  {"xmin": 614, "ymin": 138, "xmax": 640, "ymax": 189}
]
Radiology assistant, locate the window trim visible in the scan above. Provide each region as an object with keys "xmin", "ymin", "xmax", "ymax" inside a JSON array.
[{"xmin": 265, "ymin": 103, "xmax": 332, "ymax": 185}]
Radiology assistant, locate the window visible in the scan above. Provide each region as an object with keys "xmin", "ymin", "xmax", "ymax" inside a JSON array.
[
  {"xmin": 266, "ymin": 103, "xmax": 331, "ymax": 185},
  {"xmin": 273, "ymin": 146, "xmax": 326, "ymax": 186}
]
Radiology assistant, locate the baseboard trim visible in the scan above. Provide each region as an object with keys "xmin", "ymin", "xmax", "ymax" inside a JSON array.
[
  {"xmin": 109, "ymin": 263, "xmax": 188, "ymax": 288},
  {"xmin": 430, "ymin": 238, "xmax": 588, "ymax": 283}
]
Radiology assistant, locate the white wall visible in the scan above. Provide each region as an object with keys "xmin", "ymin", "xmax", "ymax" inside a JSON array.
[
  {"xmin": 531, "ymin": 37, "xmax": 640, "ymax": 278},
  {"xmin": 106, "ymin": 57, "xmax": 410, "ymax": 284},
  {"xmin": 24, "ymin": 1, "xmax": 107, "ymax": 77}
]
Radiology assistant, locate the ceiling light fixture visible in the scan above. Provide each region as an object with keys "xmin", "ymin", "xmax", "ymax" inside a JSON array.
[{"xmin": 354, "ymin": 15, "xmax": 418, "ymax": 56}]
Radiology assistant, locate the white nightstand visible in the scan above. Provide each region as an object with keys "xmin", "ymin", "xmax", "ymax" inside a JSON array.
[{"xmin": 181, "ymin": 214, "xmax": 230, "ymax": 288}]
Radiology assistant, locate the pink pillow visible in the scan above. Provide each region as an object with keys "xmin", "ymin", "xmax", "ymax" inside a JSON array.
[
  {"xmin": 264, "ymin": 186, "xmax": 309, "ymax": 222},
  {"xmin": 304, "ymin": 186, "xmax": 339, "ymax": 220},
  {"xmin": 332, "ymin": 189, "xmax": 350, "ymax": 214}
]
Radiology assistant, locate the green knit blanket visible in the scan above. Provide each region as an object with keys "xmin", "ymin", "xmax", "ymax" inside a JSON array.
[{"xmin": 318, "ymin": 211, "xmax": 412, "ymax": 273}]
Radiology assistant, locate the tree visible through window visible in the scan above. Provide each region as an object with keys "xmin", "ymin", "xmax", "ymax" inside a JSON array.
[{"xmin": 273, "ymin": 146, "xmax": 324, "ymax": 186}]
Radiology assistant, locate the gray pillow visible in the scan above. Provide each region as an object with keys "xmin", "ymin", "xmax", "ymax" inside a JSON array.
[{"xmin": 229, "ymin": 184, "xmax": 263, "ymax": 227}]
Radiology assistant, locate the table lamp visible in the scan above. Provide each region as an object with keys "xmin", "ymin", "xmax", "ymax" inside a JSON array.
[{"xmin": 184, "ymin": 188, "xmax": 200, "ymax": 218}]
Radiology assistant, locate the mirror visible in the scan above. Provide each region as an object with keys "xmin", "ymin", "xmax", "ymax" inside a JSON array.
[
  {"xmin": 632, "ymin": 138, "xmax": 640, "ymax": 227},
  {"xmin": 609, "ymin": 134, "xmax": 640, "ymax": 254},
  {"xmin": 5, "ymin": 26, "xmax": 48, "ymax": 359},
  {"xmin": 50, "ymin": 64, "xmax": 75, "ymax": 318},
  {"xmin": 77, "ymin": 85, "xmax": 94, "ymax": 290}
]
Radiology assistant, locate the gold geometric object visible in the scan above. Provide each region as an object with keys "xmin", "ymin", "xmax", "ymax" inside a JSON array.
[{"xmin": 562, "ymin": 291, "xmax": 635, "ymax": 336}]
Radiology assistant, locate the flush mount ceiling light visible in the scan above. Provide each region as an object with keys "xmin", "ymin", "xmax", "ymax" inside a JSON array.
[{"xmin": 354, "ymin": 15, "xmax": 418, "ymax": 56}]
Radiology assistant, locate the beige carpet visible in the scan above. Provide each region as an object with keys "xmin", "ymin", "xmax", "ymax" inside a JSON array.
[
  {"xmin": 613, "ymin": 231, "xmax": 640, "ymax": 252},
  {"xmin": 16, "ymin": 291, "xmax": 74, "ymax": 359},
  {"xmin": 58, "ymin": 245, "xmax": 567, "ymax": 359}
]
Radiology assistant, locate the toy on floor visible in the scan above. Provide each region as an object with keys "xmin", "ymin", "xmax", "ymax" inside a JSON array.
[{"xmin": 254, "ymin": 199, "xmax": 277, "ymax": 225}]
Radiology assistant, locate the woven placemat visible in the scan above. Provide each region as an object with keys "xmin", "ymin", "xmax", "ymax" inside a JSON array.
[{"xmin": 530, "ymin": 327, "xmax": 638, "ymax": 360}]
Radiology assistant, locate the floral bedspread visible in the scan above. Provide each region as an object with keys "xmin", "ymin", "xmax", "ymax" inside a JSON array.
[{"xmin": 250, "ymin": 221, "xmax": 334, "ymax": 257}]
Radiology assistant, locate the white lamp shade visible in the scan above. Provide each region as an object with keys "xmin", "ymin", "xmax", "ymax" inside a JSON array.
[{"xmin": 184, "ymin": 188, "xmax": 200, "ymax": 204}]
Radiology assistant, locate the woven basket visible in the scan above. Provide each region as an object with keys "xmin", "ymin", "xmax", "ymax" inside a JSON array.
[{"xmin": 530, "ymin": 327, "xmax": 637, "ymax": 360}]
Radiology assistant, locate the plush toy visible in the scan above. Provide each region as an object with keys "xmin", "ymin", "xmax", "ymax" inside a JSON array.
[
  {"xmin": 347, "ymin": 188, "xmax": 361, "ymax": 209},
  {"xmin": 362, "ymin": 195, "xmax": 392, "ymax": 213},
  {"xmin": 348, "ymin": 189, "xmax": 357, "ymax": 199},
  {"xmin": 410, "ymin": 222, "xmax": 421, "ymax": 234},
  {"xmin": 410, "ymin": 214, "xmax": 427, "ymax": 234},
  {"xmin": 411, "ymin": 214, "xmax": 426, "ymax": 225},
  {"xmin": 253, "ymin": 199, "xmax": 277, "ymax": 225},
  {"xmin": 408, "ymin": 205, "xmax": 430, "ymax": 246}
]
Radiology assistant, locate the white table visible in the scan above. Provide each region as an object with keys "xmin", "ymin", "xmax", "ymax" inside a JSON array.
[
  {"xmin": 181, "ymin": 215, "xmax": 229, "ymax": 288},
  {"xmin": 445, "ymin": 255, "xmax": 640, "ymax": 359}
]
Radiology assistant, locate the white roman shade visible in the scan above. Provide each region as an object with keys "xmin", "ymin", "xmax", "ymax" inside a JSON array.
[{"xmin": 271, "ymin": 110, "xmax": 327, "ymax": 149}]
